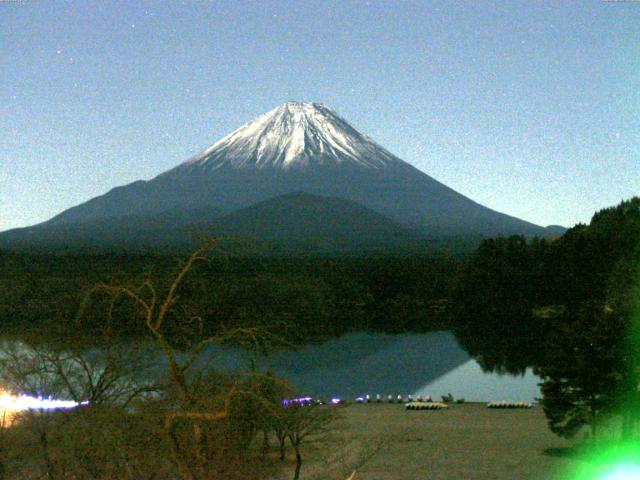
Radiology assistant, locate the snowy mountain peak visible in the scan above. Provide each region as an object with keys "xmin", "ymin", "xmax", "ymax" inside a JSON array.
[{"xmin": 183, "ymin": 102, "xmax": 400, "ymax": 170}]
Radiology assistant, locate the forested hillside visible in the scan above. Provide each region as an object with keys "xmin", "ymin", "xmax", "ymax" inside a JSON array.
[
  {"xmin": 452, "ymin": 197, "xmax": 640, "ymax": 438},
  {"xmin": 0, "ymin": 252, "xmax": 457, "ymax": 346},
  {"xmin": 453, "ymin": 197, "xmax": 640, "ymax": 372}
]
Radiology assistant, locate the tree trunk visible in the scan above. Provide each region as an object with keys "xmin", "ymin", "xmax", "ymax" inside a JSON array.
[
  {"xmin": 0, "ymin": 447, "xmax": 5, "ymax": 480},
  {"xmin": 168, "ymin": 425, "xmax": 198, "ymax": 480},
  {"xmin": 293, "ymin": 443, "xmax": 302, "ymax": 480},
  {"xmin": 278, "ymin": 432, "xmax": 286, "ymax": 461},
  {"xmin": 621, "ymin": 412, "xmax": 632, "ymax": 441},
  {"xmin": 39, "ymin": 427, "xmax": 56, "ymax": 480},
  {"xmin": 0, "ymin": 422, "xmax": 5, "ymax": 480},
  {"xmin": 193, "ymin": 421, "xmax": 205, "ymax": 467},
  {"xmin": 262, "ymin": 430, "xmax": 270, "ymax": 455}
]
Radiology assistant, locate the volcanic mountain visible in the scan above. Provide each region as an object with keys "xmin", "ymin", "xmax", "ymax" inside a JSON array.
[{"xmin": 1, "ymin": 102, "xmax": 554, "ymax": 253}]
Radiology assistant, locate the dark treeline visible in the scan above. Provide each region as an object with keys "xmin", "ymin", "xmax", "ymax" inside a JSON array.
[
  {"xmin": 0, "ymin": 250, "xmax": 458, "ymax": 346},
  {"xmin": 453, "ymin": 197, "xmax": 640, "ymax": 438},
  {"xmin": 453, "ymin": 197, "xmax": 640, "ymax": 373}
]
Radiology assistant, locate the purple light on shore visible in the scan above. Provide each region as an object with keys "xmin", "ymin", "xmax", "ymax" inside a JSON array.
[{"xmin": 282, "ymin": 396, "xmax": 313, "ymax": 407}]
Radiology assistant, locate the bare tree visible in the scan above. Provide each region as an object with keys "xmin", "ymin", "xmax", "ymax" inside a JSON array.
[
  {"xmin": 0, "ymin": 338, "xmax": 162, "ymax": 480},
  {"xmin": 282, "ymin": 403, "xmax": 341, "ymax": 480},
  {"xmin": 0, "ymin": 240, "xmax": 348, "ymax": 480},
  {"xmin": 79, "ymin": 239, "xmax": 279, "ymax": 480},
  {"xmin": 0, "ymin": 341, "xmax": 157, "ymax": 408}
]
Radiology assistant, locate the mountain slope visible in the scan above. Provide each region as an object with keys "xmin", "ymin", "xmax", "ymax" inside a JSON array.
[
  {"xmin": 0, "ymin": 193, "xmax": 425, "ymax": 254},
  {"xmin": 1, "ymin": 102, "xmax": 550, "ymax": 252},
  {"xmin": 0, "ymin": 206, "xmax": 223, "ymax": 253},
  {"xmin": 210, "ymin": 192, "xmax": 425, "ymax": 253}
]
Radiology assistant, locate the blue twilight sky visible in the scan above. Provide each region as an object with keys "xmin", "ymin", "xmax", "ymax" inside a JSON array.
[{"xmin": 1, "ymin": 0, "xmax": 638, "ymax": 232}]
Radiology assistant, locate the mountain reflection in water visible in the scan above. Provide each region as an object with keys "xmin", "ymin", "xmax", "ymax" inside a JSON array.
[
  {"xmin": 193, "ymin": 331, "xmax": 540, "ymax": 400},
  {"xmin": 0, "ymin": 332, "xmax": 540, "ymax": 404}
]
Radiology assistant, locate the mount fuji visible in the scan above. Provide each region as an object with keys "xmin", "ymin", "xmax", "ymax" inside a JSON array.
[{"xmin": 1, "ymin": 102, "xmax": 556, "ymax": 253}]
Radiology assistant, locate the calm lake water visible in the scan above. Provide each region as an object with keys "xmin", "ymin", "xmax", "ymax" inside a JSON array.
[
  {"xmin": 0, "ymin": 331, "xmax": 541, "ymax": 403},
  {"xmin": 194, "ymin": 331, "xmax": 542, "ymax": 402}
]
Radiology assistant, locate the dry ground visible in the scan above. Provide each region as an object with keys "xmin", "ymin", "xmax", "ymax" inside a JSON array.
[{"xmin": 292, "ymin": 403, "xmax": 581, "ymax": 480}]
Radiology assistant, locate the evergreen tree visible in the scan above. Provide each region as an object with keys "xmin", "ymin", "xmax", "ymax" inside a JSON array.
[
  {"xmin": 536, "ymin": 302, "xmax": 629, "ymax": 439},
  {"xmin": 536, "ymin": 198, "xmax": 640, "ymax": 440}
]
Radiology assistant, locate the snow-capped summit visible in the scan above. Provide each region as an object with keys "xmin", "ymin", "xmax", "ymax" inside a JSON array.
[
  {"xmin": 2, "ymin": 101, "xmax": 551, "ymax": 248},
  {"xmin": 184, "ymin": 102, "xmax": 399, "ymax": 170}
]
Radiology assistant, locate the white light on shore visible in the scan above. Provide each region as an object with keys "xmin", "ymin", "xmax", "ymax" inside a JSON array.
[
  {"xmin": 0, "ymin": 388, "xmax": 87, "ymax": 425},
  {"xmin": 0, "ymin": 393, "xmax": 85, "ymax": 410}
]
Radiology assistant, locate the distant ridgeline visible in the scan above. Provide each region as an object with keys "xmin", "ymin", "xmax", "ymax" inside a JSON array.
[{"xmin": 0, "ymin": 193, "xmax": 492, "ymax": 257}]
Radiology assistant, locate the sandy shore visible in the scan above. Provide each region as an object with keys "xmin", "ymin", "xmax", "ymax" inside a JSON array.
[{"xmin": 292, "ymin": 403, "xmax": 578, "ymax": 480}]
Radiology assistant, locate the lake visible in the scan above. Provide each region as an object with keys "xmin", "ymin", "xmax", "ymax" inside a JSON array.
[
  {"xmin": 0, "ymin": 331, "xmax": 542, "ymax": 403},
  {"xmin": 193, "ymin": 330, "xmax": 542, "ymax": 402}
]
